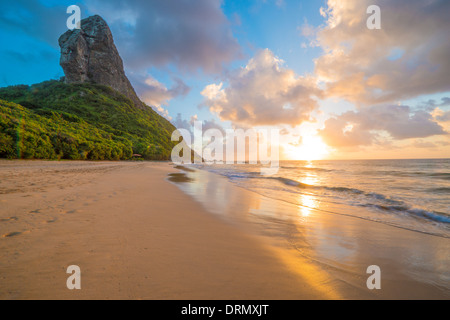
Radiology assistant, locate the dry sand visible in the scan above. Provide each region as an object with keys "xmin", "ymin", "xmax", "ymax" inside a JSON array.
[{"xmin": 0, "ymin": 161, "xmax": 326, "ymax": 299}]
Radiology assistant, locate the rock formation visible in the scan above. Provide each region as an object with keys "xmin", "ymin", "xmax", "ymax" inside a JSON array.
[{"xmin": 59, "ymin": 15, "xmax": 143, "ymax": 108}]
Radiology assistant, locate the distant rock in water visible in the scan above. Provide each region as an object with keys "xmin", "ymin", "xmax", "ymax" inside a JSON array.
[{"xmin": 59, "ymin": 15, "xmax": 143, "ymax": 108}]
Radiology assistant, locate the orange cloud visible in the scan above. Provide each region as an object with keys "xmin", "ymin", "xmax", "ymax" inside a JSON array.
[
  {"xmin": 319, "ymin": 104, "xmax": 447, "ymax": 148},
  {"xmin": 315, "ymin": 0, "xmax": 450, "ymax": 104},
  {"xmin": 201, "ymin": 49, "xmax": 321, "ymax": 126}
]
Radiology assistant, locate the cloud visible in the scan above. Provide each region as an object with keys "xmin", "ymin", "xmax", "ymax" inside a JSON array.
[
  {"xmin": 298, "ymin": 20, "xmax": 320, "ymax": 48},
  {"xmin": 201, "ymin": 49, "xmax": 321, "ymax": 127},
  {"xmin": 421, "ymin": 97, "xmax": 450, "ymax": 110},
  {"xmin": 173, "ymin": 113, "xmax": 193, "ymax": 132},
  {"xmin": 85, "ymin": 0, "xmax": 242, "ymax": 73},
  {"xmin": 134, "ymin": 76, "xmax": 190, "ymax": 108},
  {"xmin": 314, "ymin": 0, "xmax": 450, "ymax": 104},
  {"xmin": 437, "ymin": 141, "xmax": 450, "ymax": 147},
  {"xmin": 154, "ymin": 106, "xmax": 171, "ymax": 120},
  {"xmin": 280, "ymin": 128, "xmax": 290, "ymax": 135},
  {"xmin": 410, "ymin": 139, "xmax": 450, "ymax": 149},
  {"xmin": 202, "ymin": 119, "xmax": 226, "ymax": 135},
  {"xmin": 319, "ymin": 104, "xmax": 447, "ymax": 148},
  {"xmin": 289, "ymin": 137, "xmax": 303, "ymax": 147},
  {"xmin": 0, "ymin": 1, "xmax": 242, "ymax": 78},
  {"xmin": 128, "ymin": 74, "xmax": 189, "ymax": 120},
  {"xmin": 431, "ymin": 103, "xmax": 450, "ymax": 126},
  {"xmin": 172, "ymin": 114, "xmax": 225, "ymax": 137},
  {"xmin": 412, "ymin": 140, "xmax": 437, "ymax": 149},
  {"xmin": 434, "ymin": 110, "xmax": 450, "ymax": 123}
]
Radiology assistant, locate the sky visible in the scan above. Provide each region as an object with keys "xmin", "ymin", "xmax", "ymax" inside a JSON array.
[{"xmin": 0, "ymin": 0, "xmax": 449, "ymax": 160}]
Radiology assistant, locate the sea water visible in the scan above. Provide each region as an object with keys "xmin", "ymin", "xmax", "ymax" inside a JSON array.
[{"xmin": 193, "ymin": 159, "xmax": 450, "ymax": 238}]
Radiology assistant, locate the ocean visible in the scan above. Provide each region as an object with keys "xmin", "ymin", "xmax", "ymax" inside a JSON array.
[{"xmin": 191, "ymin": 159, "xmax": 450, "ymax": 238}]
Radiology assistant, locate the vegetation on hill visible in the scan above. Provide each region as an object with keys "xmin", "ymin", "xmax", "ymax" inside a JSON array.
[{"xmin": 0, "ymin": 80, "xmax": 177, "ymax": 160}]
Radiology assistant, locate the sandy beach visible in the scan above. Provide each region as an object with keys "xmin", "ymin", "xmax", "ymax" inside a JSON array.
[
  {"xmin": 0, "ymin": 161, "xmax": 325, "ymax": 299},
  {"xmin": 0, "ymin": 161, "xmax": 449, "ymax": 300}
]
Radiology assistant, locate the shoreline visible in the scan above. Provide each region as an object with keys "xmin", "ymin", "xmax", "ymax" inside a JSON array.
[
  {"xmin": 169, "ymin": 165, "xmax": 450, "ymax": 299},
  {"xmin": 1, "ymin": 160, "xmax": 449, "ymax": 299}
]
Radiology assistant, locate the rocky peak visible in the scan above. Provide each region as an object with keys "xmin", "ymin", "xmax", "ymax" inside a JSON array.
[{"xmin": 59, "ymin": 15, "xmax": 143, "ymax": 108}]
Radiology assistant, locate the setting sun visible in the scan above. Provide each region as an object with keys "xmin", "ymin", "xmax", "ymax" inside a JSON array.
[{"xmin": 288, "ymin": 135, "xmax": 330, "ymax": 160}]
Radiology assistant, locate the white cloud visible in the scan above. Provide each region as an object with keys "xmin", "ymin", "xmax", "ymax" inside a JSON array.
[
  {"xmin": 201, "ymin": 49, "xmax": 321, "ymax": 126},
  {"xmin": 85, "ymin": 0, "xmax": 242, "ymax": 73},
  {"xmin": 172, "ymin": 114, "xmax": 225, "ymax": 136},
  {"xmin": 154, "ymin": 105, "xmax": 171, "ymax": 121},
  {"xmin": 129, "ymin": 73, "xmax": 189, "ymax": 111},
  {"xmin": 129, "ymin": 74, "xmax": 189, "ymax": 120},
  {"xmin": 314, "ymin": 0, "xmax": 450, "ymax": 104},
  {"xmin": 319, "ymin": 104, "xmax": 447, "ymax": 148},
  {"xmin": 138, "ymin": 76, "xmax": 189, "ymax": 107}
]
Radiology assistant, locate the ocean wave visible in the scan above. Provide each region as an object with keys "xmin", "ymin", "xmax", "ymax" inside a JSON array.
[
  {"xmin": 280, "ymin": 166, "xmax": 332, "ymax": 172},
  {"xmin": 359, "ymin": 170, "xmax": 450, "ymax": 179},
  {"xmin": 269, "ymin": 176, "xmax": 369, "ymax": 195},
  {"xmin": 361, "ymin": 203, "xmax": 410, "ymax": 213},
  {"xmin": 429, "ymin": 173, "xmax": 450, "ymax": 180},
  {"xmin": 200, "ymin": 161, "xmax": 450, "ymax": 237},
  {"xmin": 261, "ymin": 175, "xmax": 450, "ymax": 225},
  {"xmin": 408, "ymin": 209, "xmax": 450, "ymax": 224},
  {"xmin": 327, "ymin": 186, "xmax": 364, "ymax": 194},
  {"xmin": 366, "ymin": 192, "xmax": 405, "ymax": 205},
  {"xmin": 428, "ymin": 187, "xmax": 450, "ymax": 193},
  {"xmin": 268, "ymin": 177, "xmax": 311, "ymax": 188},
  {"xmin": 208, "ymin": 170, "xmax": 260, "ymax": 180},
  {"xmin": 361, "ymin": 204, "xmax": 450, "ymax": 224}
]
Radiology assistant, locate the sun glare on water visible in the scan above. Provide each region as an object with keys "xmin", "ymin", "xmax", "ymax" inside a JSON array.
[{"xmin": 288, "ymin": 135, "xmax": 330, "ymax": 161}]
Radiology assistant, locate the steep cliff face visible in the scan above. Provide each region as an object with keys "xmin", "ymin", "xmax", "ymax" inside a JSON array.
[{"xmin": 59, "ymin": 15, "xmax": 143, "ymax": 108}]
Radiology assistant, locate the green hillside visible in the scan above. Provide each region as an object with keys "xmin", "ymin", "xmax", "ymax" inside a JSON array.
[{"xmin": 0, "ymin": 80, "xmax": 177, "ymax": 160}]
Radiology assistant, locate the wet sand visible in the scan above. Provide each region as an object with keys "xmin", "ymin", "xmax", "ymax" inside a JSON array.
[
  {"xmin": 0, "ymin": 160, "xmax": 448, "ymax": 299},
  {"xmin": 168, "ymin": 167, "xmax": 450, "ymax": 300}
]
